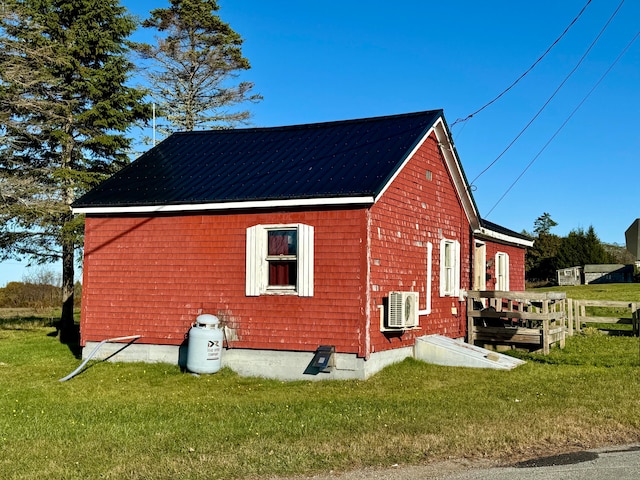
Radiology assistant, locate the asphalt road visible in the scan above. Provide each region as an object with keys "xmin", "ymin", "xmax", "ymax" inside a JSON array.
[
  {"xmin": 277, "ymin": 444, "xmax": 640, "ymax": 480},
  {"xmin": 436, "ymin": 444, "xmax": 640, "ymax": 480}
]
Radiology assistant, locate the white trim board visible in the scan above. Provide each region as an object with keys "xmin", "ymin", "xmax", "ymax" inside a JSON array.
[{"xmin": 73, "ymin": 196, "xmax": 375, "ymax": 215}]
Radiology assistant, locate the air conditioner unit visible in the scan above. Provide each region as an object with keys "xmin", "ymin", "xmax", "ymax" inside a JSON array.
[{"xmin": 387, "ymin": 291, "xmax": 419, "ymax": 329}]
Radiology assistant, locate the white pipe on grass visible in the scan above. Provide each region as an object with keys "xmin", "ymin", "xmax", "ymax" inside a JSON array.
[{"xmin": 59, "ymin": 335, "xmax": 142, "ymax": 382}]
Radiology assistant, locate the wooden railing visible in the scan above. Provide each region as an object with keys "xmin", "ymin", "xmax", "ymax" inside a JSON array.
[
  {"xmin": 466, "ymin": 291, "xmax": 639, "ymax": 355},
  {"xmin": 467, "ymin": 290, "xmax": 569, "ymax": 354}
]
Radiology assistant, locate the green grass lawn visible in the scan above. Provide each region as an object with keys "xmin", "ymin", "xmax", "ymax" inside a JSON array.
[
  {"xmin": 533, "ymin": 283, "xmax": 640, "ymax": 301},
  {"xmin": 1, "ymin": 320, "xmax": 640, "ymax": 480}
]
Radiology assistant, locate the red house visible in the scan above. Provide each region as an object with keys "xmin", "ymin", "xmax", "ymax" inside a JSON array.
[{"xmin": 72, "ymin": 110, "xmax": 532, "ymax": 380}]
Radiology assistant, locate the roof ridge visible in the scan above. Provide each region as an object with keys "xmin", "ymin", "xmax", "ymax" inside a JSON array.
[{"xmin": 172, "ymin": 109, "xmax": 444, "ymax": 136}]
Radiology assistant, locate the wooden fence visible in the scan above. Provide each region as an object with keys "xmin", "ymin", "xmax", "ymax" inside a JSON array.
[
  {"xmin": 467, "ymin": 290, "xmax": 569, "ymax": 354},
  {"xmin": 570, "ymin": 300, "xmax": 639, "ymax": 336}
]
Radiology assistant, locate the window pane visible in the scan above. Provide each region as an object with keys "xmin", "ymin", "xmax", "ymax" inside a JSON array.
[
  {"xmin": 444, "ymin": 242, "xmax": 452, "ymax": 268},
  {"xmin": 444, "ymin": 241, "xmax": 453, "ymax": 293},
  {"xmin": 268, "ymin": 230, "xmax": 297, "ymax": 255},
  {"xmin": 268, "ymin": 230, "xmax": 297, "ymax": 287},
  {"xmin": 445, "ymin": 268, "xmax": 453, "ymax": 293},
  {"xmin": 269, "ymin": 261, "xmax": 297, "ymax": 286}
]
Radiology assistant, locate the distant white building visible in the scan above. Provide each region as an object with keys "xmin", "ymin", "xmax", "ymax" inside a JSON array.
[{"xmin": 557, "ymin": 266, "xmax": 582, "ymax": 286}]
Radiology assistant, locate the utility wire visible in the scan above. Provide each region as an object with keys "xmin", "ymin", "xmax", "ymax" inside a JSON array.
[
  {"xmin": 470, "ymin": 0, "xmax": 625, "ymax": 186},
  {"xmin": 451, "ymin": 0, "xmax": 593, "ymax": 127},
  {"xmin": 485, "ymin": 29, "xmax": 639, "ymax": 218}
]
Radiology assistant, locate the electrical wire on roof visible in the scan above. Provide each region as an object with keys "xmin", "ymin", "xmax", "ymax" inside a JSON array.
[
  {"xmin": 469, "ymin": 0, "xmax": 626, "ymax": 187},
  {"xmin": 451, "ymin": 0, "xmax": 593, "ymax": 127},
  {"xmin": 484, "ymin": 29, "xmax": 639, "ymax": 218}
]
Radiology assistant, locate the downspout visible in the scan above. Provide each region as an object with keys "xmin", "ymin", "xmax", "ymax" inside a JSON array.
[
  {"xmin": 418, "ymin": 241, "xmax": 432, "ymax": 316},
  {"xmin": 363, "ymin": 209, "xmax": 372, "ymax": 360}
]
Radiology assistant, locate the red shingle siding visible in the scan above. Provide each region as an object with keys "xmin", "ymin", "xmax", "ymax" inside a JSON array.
[
  {"xmin": 368, "ymin": 133, "xmax": 471, "ymax": 353},
  {"xmin": 484, "ymin": 240, "xmax": 526, "ymax": 292},
  {"xmin": 81, "ymin": 129, "xmax": 526, "ymax": 361},
  {"xmin": 81, "ymin": 209, "xmax": 369, "ymax": 354}
]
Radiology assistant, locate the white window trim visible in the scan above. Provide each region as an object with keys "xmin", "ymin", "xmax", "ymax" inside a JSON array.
[
  {"xmin": 439, "ymin": 238, "xmax": 460, "ymax": 297},
  {"xmin": 246, "ymin": 223, "xmax": 314, "ymax": 297},
  {"xmin": 495, "ymin": 252, "xmax": 510, "ymax": 291}
]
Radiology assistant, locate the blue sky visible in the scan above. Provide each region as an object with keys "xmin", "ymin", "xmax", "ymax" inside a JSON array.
[{"xmin": 1, "ymin": 0, "xmax": 638, "ymax": 286}]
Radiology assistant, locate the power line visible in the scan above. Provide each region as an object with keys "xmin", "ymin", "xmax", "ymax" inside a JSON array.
[
  {"xmin": 451, "ymin": 0, "xmax": 593, "ymax": 127},
  {"xmin": 485, "ymin": 29, "xmax": 639, "ymax": 218},
  {"xmin": 470, "ymin": 0, "xmax": 625, "ymax": 186}
]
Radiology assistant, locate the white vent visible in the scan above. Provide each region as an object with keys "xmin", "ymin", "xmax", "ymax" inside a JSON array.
[{"xmin": 387, "ymin": 291, "xmax": 419, "ymax": 328}]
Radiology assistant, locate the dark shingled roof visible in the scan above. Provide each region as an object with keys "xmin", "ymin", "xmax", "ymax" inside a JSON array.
[
  {"xmin": 480, "ymin": 219, "xmax": 533, "ymax": 243},
  {"xmin": 73, "ymin": 110, "xmax": 444, "ymax": 208}
]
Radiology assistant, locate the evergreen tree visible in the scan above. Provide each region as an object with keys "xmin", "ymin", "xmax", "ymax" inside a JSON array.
[
  {"xmin": 525, "ymin": 213, "xmax": 561, "ymax": 283},
  {"xmin": 556, "ymin": 226, "xmax": 615, "ymax": 269},
  {"xmin": 526, "ymin": 232, "xmax": 562, "ymax": 282},
  {"xmin": 134, "ymin": 0, "xmax": 261, "ymax": 136},
  {"xmin": 0, "ymin": 0, "xmax": 151, "ymax": 341},
  {"xmin": 533, "ymin": 212, "xmax": 558, "ymax": 235}
]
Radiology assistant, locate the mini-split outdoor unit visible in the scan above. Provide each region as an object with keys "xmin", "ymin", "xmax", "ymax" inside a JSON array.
[{"xmin": 387, "ymin": 291, "xmax": 419, "ymax": 329}]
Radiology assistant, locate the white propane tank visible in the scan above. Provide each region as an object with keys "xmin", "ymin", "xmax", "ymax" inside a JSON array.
[{"xmin": 186, "ymin": 314, "xmax": 223, "ymax": 374}]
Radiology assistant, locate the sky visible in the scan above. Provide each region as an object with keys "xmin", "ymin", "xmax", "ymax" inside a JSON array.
[{"xmin": 1, "ymin": 0, "xmax": 638, "ymax": 286}]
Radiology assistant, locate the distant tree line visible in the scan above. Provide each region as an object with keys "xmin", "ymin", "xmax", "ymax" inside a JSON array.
[
  {"xmin": 0, "ymin": 269, "xmax": 81, "ymax": 309},
  {"xmin": 524, "ymin": 213, "xmax": 634, "ymax": 285}
]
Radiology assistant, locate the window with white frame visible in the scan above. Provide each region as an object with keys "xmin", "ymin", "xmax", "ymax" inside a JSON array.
[
  {"xmin": 495, "ymin": 252, "xmax": 510, "ymax": 291},
  {"xmin": 439, "ymin": 238, "xmax": 460, "ymax": 297},
  {"xmin": 246, "ymin": 223, "xmax": 314, "ymax": 296}
]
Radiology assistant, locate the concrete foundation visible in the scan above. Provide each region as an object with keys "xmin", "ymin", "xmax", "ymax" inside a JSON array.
[
  {"xmin": 82, "ymin": 341, "xmax": 180, "ymax": 364},
  {"xmin": 82, "ymin": 342, "xmax": 414, "ymax": 381}
]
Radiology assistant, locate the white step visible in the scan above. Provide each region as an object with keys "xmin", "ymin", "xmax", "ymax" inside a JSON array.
[{"xmin": 414, "ymin": 335, "xmax": 526, "ymax": 370}]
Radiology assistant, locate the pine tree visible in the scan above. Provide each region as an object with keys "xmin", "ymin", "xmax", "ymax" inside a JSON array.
[
  {"xmin": 525, "ymin": 213, "xmax": 561, "ymax": 283},
  {"xmin": 533, "ymin": 212, "xmax": 558, "ymax": 236},
  {"xmin": 557, "ymin": 226, "xmax": 615, "ymax": 269},
  {"xmin": 134, "ymin": 0, "xmax": 261, "ymax": 136},
  {"xmin": 0, "ymin": 0, "xmax": 151, "ymax": 342}
]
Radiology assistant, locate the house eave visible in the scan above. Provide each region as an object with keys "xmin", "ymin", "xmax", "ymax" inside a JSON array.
[
  {"xmin": 72, "ymin": 195, "xmax": 376, "ymax": 215},
  {"xmin": 433, "ymin": 119, "xmax": 480, "ymax": 231},
  {"xmin": 475, "ymin": 227, "xmax": 534, "ymax": 248},
  {"xmin": 372, "ymin": 116, "xmax": 481, "ymax": 231}
]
